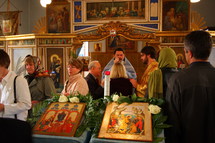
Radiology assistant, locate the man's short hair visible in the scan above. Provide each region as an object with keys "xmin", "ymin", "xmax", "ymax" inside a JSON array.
[
  {"xmin": 141, "ymin": 46, "xmax": 156, "ymax": 59},
  {"xmin": 88, "ymin": 61, "xmax": 99, "ymax": 70},
  {"xmin": 0, "ymin": 49, "xmax": 10, "ymax": 69},
  {"xmin": 114, "ymin": 48, "xmax": 125, "ymax": 54},
  {"xmin": 184, "ymin": 30, "xmax": 213, "ymax": 60}
]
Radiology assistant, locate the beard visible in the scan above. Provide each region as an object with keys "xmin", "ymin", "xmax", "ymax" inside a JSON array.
[{"xmin": 142, "ymin": 58, "xmax": 148, "ymax": 65}]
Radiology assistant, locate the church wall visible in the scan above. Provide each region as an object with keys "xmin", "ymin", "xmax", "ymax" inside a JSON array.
[
  {"xmin": 191, "ymin": 0, "xmax": 215, "ymax": 28},
  {"xmin": 0, "ymin": 0, "xmax": 215, "ymax": 34},
  {"xmin": 0, "ymin": 0, "xmax": 29, "ymax": 34}
]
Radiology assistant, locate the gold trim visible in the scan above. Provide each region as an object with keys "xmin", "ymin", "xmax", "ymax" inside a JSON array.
[
  {"xmin": 75, "ymin": 21, "xmax": 157, "ymax": 42},
  {"xmin": 1, "ymin": 33, "xmax": 77, "ymax": 41}
]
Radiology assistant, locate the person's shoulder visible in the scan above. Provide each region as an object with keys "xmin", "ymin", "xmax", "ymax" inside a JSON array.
[
  {"xmin": 85, "ymin": 73, "xmax": 91, "ymax": 78},
  {"xmin": 111, "ymin": 77, "xmax": 127, "ymax": 82},
  {"xmin": 36, "ymin": 75, "xmax": 52, "ymax": 82},
  {"xmin": 169, "ymin": 68, "xmax": 187, "ymax": 81},
  {"xmin": 11, "ymin": 72, "xmax": 25, "ymax": 81},
  {"xmin": 84, "ymin": 73, "xmax": 92, "ymax": 81},
  {"xmin": 36, "ymin": 72, "xmax": 50, "ymax": 78}
]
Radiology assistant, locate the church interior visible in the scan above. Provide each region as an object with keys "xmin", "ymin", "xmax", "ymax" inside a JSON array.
[
  {"xmin": 0, "ymin": 0, "xmax": 215, "ymax": 87},
  {"xmin": 1, "ymin": 0, "xmax": 215, "ymax": 142}
]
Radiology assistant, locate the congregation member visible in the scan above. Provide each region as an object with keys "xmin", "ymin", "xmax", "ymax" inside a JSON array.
[
  {"xmin": 24, "ymin": 55, "xmax": 56, "ymax": 105},
  {"xmin": 109, "ymin": 62, "xmax": 133, "ymax": 96},
  {"xmin": 130, "ymin": 46, "xmax": 158, "ymax": 97},
  {"xmin": 0, "ymin": 50, "xmax": 31, "ymax": 121},
  {"xmin": 166, "ymin": 30, "xmax": 215, "ymax": 143},
  {"xmin": 61, "ymin": 58, "xmax": 89, "ymax": 96},
  {"xmin": 148, "ymin": 47, "xmax": 178, "ymax": 98},
  {"xmin": 0, "ymin": 117, "xmax": 33, "ymax": 143},
  {"xmin": 102, "ymin": 47, "xmax": 137, "ymax": 80},
  {"xmin": 85, "ymin": 61, "xmax": 104, "ymax": 99},
  {"xmin": 147, "ymin": 47, "xmax": 178, "ymax": 143}
]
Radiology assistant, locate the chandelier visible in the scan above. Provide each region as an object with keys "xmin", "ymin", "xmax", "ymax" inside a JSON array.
[
  {"xmin": 40, "ymin": 0, "xmax": 52, "ymax": 7},
  {"xmin": 190, "ymin": 0, "xmax": 200, "ymax": 3}
]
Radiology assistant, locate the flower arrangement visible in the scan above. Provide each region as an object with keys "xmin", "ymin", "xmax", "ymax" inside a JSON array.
[{"xmin": 27, "ymin": 92, "xmax": 170, "ymax": 142}]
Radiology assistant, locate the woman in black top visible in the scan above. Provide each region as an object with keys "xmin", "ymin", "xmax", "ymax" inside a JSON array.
[{"xmin": 109, "ymin": 62, "xmax": 133, "ymax": 96}]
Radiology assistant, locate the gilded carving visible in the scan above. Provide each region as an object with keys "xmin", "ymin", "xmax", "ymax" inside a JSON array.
[{"xmin": 75, "ymin": 21, "xmax": 156, "ymax": 42}]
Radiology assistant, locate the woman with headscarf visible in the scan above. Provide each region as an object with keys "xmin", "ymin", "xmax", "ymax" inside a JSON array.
[
  {"xmin": 24, "ymin": 55, "xmax": 56, "ymax": 105},
  {"xmin": 148, "ymin": 47, "xmax": 178, "ymax": 99},
  {"xmin": 148, "ymin": 47, "xmax": 178, "ymax": 143}
]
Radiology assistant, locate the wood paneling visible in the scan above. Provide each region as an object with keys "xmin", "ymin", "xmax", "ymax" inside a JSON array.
[{"xmin": 90, "ymin": 52, "xmax": 147, "ymax": 82}]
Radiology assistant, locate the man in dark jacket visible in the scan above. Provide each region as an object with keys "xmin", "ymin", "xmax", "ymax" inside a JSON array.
[
  {"xmin": 85, "ymin": 61, "xmax": 104, "ymax": 99},
  {"xmin": 166, "ymin": 30, "xmax": 215, "ymax": 143}
]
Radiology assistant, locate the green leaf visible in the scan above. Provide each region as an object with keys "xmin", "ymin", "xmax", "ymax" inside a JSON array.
[
  {"xmin": 104, "ymin": 96, "xmax": 113, "ymax": 102},
  {"xmin": 136, "ymin": 97, "xmax": 147, "ymax": 102},
  {"xmin": 156, "ymin": 98, "xmax": 165, "ymax": 106},
  {"xmin": 131, "ymin": 93, "xmax": 137, "ymax": 102},
  {"xmin": 117, "ymin": 96, "xmax": 132, "ymax": 104},
  {"xmin": 155, "ymin": 124, "xmax": 172, "ymax": 129},
  {"xmin": 154, "ymin": 128, "xmax": 162, "ymax": 136},
  {"xmin": 153, "ymin": 137, "xmax": 165, "ymax": 143},
  {"xmin": 154, "ymin": 115, "xmax": 168, "ymax": 125}
]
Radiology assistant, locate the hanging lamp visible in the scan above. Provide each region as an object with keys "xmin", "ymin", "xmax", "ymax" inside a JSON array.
[
  {"xmin": 40, "ymin": 0, "xmax": 52, "ymax": 7},
  {"xmin": 190, "ymin": 0, "xmax": 200, "ymax": 3}
]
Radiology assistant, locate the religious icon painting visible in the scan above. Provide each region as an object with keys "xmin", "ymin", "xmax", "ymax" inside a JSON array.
[
  {"xmin": 46, "ymin": 47, "xmax": 64, "ymax": 89},
  {"xmin": 98, "ymin": 102, "xmax": 152, "ymax": 141},
  {"xmin": 86, "ymin": 0, "xmax": 146, "ymax": 22},
  {"xmin": 106, "ymin": 36, "xmax": 136, "ymax": 52},
  {"xmin": 162, "ymin": 0, "xmax": 189, "ymax": 31},
  {"xmin": 94, "ymin": 43, "xmax": 102, "ymax": 52},
  {"xmin": 46, "ymin": 1, "xmax": 70, "ymax": 33},
  {"xmin": 33, "ymin": 102, "xmax": 86, "ymax": 137}
]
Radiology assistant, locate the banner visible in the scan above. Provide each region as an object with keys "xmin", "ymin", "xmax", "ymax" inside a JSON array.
[{"xmin": 0, "ymin": 11, "xmax": 20, "ymax": 35}]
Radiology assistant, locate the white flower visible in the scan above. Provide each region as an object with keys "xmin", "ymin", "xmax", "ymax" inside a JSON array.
[
  {"xmin": 148, "ymin": 104, "xmax": 161, "ymax": 114},
  {"xmin": 58, "ymin": 95, "xmax": 68, "ymax": 102},
  {"xmin": 112, "ymin": 94, "xmax": 119, "ymax": 102},
  {"xmin": 69, "ymin": 97, "xmax": 80, "ymax": 103}
]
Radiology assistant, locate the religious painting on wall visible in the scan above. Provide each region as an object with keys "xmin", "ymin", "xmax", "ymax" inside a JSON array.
[
  {"xmin": 46, "ymin": 1, "xmax": 70, "ymax": 33},
  {"xmin": 0, "ymin": 11, "xmax": 20, "ymax": 36},
  {"xmin": 46, "ymin": 47, "xmax": 64, "ymax": 88},
  {"xmin": 98, "ymin": 102, "xmax": 153, "ymax": 142},
  {"xmin": 162, "ymin": 0, "xmax": 189, "ymax": 31},
  {"xmin": 33, "ymin": 102, "xmax": 86, "ymax": 137},
  {"xmin": 94, "ymin": 43, "xmax": 102, "ymax": 52},
  {"xmin": 74, "ymin": 1, "xmax": 82, "ymax": 22},
  {"xmin": 106, "ymin": 36, "xmax": 136, "ymax": 52},
  {"xmin": 86, "ymin": 0, "xmax": 146, "ymax": 22},
  {"xmin": 170, "ymin": 46, "xmax": 187, "ymax": 69}
]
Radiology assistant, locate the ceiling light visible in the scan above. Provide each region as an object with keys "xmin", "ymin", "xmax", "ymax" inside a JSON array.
[
  {"xmin": 190, "ymin": 0, "xmax": 200, "ymax": 3},
  {"xmin": 40, "ymin": 0, "xmax": 52, "ymax": 8}
]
